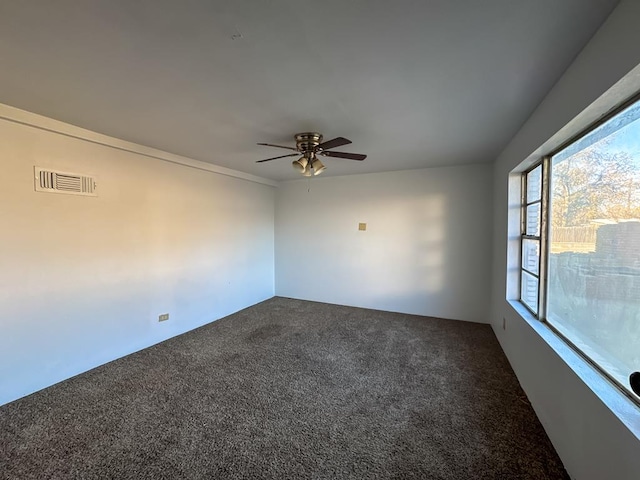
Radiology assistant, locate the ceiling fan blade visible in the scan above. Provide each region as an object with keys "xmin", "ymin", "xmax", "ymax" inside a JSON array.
[
  {"xmin": 316, "ymin": 137, "xmax": 352, "ymax": 151},
  {"xmin": 320, "ymin": 151, "xmax": 367, "ymax": 161},
  {"xmin": 257, "ymin": 142, "xmax": 298, "ymax": 151},
  {"xmin": 256, "ymin": 153, "xmax": 300, "ymax": 163}
]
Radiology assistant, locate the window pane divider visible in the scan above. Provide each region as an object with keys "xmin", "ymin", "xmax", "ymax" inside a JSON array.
[{"xmin": 538, "ymin": 156, "xmax": 551, "ymax": 320}]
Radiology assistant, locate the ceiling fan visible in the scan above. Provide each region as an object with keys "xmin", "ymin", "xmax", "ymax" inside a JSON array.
[{"xmin": 256, "ymin": 132, "xmax": 367, "ymax": 176}]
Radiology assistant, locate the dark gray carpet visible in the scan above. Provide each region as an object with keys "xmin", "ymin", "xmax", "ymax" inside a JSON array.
[{"xmin": 0, "ymin": 297, "xmax": 568, "ymax": 479}]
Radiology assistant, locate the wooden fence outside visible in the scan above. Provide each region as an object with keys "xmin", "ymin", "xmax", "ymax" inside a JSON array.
[{"xmin": 550, "ymin": 225, "xmax": 598, "ymax": 253}]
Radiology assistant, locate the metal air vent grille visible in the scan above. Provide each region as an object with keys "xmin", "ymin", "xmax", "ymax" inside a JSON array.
[{"xmin": 34, "ymin": 167, "xmax": 97, "ymax": 196}]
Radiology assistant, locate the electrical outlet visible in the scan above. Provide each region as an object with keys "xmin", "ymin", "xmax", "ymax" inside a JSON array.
[
  {"xmin": 502, "ymin": 317, "xmax": 506, "ymax": 330},
  {"xmin": 158, "ymin": 313, "xmax": 169, "ymax": 322}
]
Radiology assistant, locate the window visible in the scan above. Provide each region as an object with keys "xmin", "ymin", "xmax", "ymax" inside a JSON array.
[
  {"xmin": 521, "ymin": 96, "xmax": 640, "ymax": 402},
  {"xmin": 521, "ymin": 164, "xmax": 545, "ymax": 315}
]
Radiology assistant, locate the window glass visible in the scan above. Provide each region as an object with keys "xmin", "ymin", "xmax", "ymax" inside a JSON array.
[
  {"xmin": 521, "ymin": 271, "xmax": 539, "ymax": 314},
  {"xmin": 522, "ymin": 239, "xmax": 540, "ymax": 275},
  {"xmin": 547, "ymin": 99, "xmax": 640, "ymax": 397},
  {"xmin": 527, "ymin": 165, "xmax": 542, "ymax": 203},
  {"xmin": 525, "ymin": 203, "xmax": 541, "ymax": 236}
]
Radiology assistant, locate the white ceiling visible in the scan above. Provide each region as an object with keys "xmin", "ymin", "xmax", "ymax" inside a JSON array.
[{"xmin": 0, "ymin": 0, "xmax": 619, "ymax": 181}]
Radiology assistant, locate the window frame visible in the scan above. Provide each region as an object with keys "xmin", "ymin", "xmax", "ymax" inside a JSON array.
[
  {"xmin": 519, "ymin": 159, "xmax": 550, "ymax": 318},
  {"xmin": 519, "ymin": 94, "xmax": 640, "ymax": 406}
]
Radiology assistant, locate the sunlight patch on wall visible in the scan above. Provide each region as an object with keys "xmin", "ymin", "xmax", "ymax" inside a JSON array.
[{"xmin": 355, "ymin": 194, "xmax": 446, "ymax": 298}]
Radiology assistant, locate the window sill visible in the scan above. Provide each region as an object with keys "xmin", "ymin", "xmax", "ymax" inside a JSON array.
[{"xmin": 507, "ymin": 300, "xmax": 640, "ymax": 442}]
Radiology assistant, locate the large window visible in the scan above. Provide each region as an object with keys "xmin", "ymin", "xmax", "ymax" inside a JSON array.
[{"xmin": 521, "ymin": 96, "xmax": 640, "ymax": 402}]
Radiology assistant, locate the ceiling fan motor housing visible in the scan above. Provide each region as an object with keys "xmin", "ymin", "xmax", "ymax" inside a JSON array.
[{"xmin": 295, "ymin": 132, "xmax": 323, "ymax": 154}]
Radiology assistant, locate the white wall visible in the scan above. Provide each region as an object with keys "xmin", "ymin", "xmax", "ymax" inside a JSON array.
[
  {"xmin": 491, "ymin": 1, "xmax": 640, "ymax": 479},
  {"xmin": 276, "ymin": 165, "xmax": 493, "ymax": 323},
  {"xmin": 0, "ymin": 114, "xmax": 275, "ymax": 406}
]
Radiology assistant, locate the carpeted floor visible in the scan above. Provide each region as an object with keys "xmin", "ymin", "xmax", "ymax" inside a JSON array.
[{"xmin": 0, "ymin": 297, "xmax": 568, "ymax": 479}]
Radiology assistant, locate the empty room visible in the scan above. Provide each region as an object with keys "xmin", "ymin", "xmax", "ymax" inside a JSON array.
[{"xmin": 1, "ymin": 1, "xmax": 639, "ymax": 479}]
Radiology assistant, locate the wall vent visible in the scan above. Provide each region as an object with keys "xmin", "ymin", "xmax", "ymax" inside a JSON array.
[{"xmin": 34, "ymin": 167, "xmax": 97, "ymax": 196}]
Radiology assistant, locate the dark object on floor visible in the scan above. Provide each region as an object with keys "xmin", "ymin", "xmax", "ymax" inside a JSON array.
[
  {"xmin": 0, "ymin": 297, "xmax": 568, "ymax": 479},
  {"xmin": 630, "ymin": 372, "xmax": 640, "ymax": 396}
]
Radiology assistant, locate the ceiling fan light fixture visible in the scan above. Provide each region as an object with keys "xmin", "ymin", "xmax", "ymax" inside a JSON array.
[
  {"xmin": 292, "ymin": 156, "xmax": 308, "ymax": 173},
  {"xmin": 311, "ymin": 157, "xmax": 325, "ymax": 176}
]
